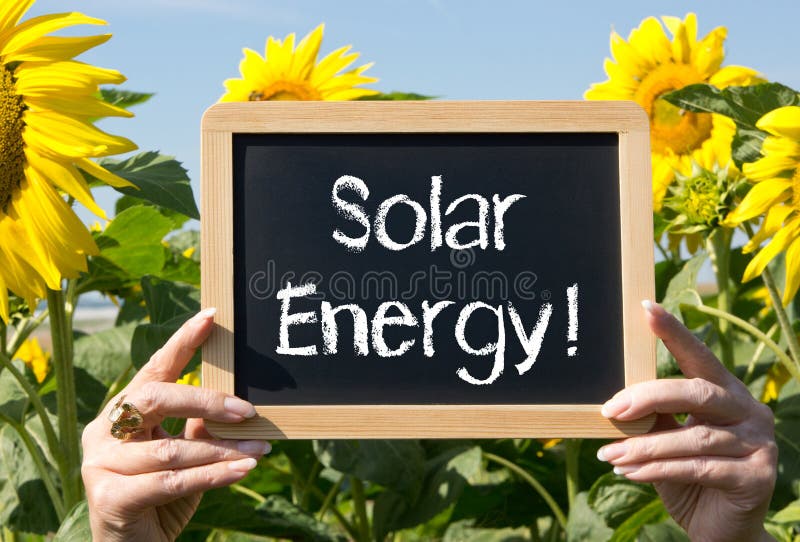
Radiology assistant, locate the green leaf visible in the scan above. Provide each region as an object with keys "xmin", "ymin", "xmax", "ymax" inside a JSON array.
[
  {"xmin": 608, "ymin": 499, "xmax": 669, "ymax": 542},
  {"xmin": 115, "ymin": 193, "xmax": 189, "ymax": 230},
  {"xmin": 100, "ymin": 88, "xmax": 154, "ymax": 109},
  {"xmin": 313, "ymin": 440, "xmax": 426, "ymax": 500},
  {"xmin": 358, "ymin": 91, "xmax": 436, "ymax": 101},
  {"xmin": 587, "ymin": 472, "xmax": 658, "ymax": 529},
  {"xmin": 185, "ymin": 489, "xmax": 344, "ymax": 541},
  {"xmin": 774, "ymin": 378, "xmax": 800, "ymax": 504},
  {"xmin": 771, "ymin": 498, "xmax": 800, "ymax": 523},
  {"xmin": 131, "ymin": 313, "xmax": 194, "ymax": 369},
  {"xmin": 658, "ymin": 253, "xmax": 706, "ymax": 375},
  {"xmin": 0, "ymin": 359, "xmax": 29, "ymax": 422},
  {"xmin": 565, "ymin": 492, "xmax": 613, "ymax": 542},
  {"xmin": 53, "ymin": 500, "xmax": 92, "ymax": 542},
  {"xmin": 638, "ymin": 519, "xmax": 690, "ymax": 542},
  {"xmin": 0, "ymin": 424, "xmax": 59, "ymax": 533},
  {"xmin": 96, "ymin": 205, "xmax": 174, "ymax": 277},
  {"xmin": 372, "ymin": 447, "xmax": 482, "ymax": 540},
  {"xmin": 95, "ymin": 151, "xmax": 199, "ymax": 219},
  {"xmin": 141, "ymin": 276, "xmax": 201, "ymax": 325},
  {"xmin": 442, "ymin": 519, "xmax": 530, "ymax": 541},
  {"xmin": 663, "ymin": 83, "xmax": 800, "ymax": 168}
]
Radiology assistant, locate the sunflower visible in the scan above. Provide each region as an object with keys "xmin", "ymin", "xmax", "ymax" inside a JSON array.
[
  {"xmin": 220, "ymin": 24, "xmax": 378, "ymax": 103},
  {"xmin": 585, "ymin": 13, "xmax": 761, "ymax": 208},
  {"xmin": 724, "ymin": 106, "xmax": 800, "ymax": 305},
  {"xmin": 0, "ymin": 0, "xmax": 137, "ymax": 322}
]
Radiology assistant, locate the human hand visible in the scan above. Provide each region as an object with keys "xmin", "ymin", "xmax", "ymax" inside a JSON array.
[
  {"xmin": 597, "ymin": 301, "xmax": 777, "ymax": 542},
  {"xmin": 81, "ymin": 308, "xmax": 271, "ymax": 542}
]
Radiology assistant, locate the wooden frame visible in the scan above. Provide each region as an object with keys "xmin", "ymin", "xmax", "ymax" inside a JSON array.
[{"xmin": 201, "ymin": 100, "xmax": 655, "ymax": 439}]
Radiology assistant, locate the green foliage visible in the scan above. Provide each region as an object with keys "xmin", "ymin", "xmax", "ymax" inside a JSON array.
[
  {"xmin": 358, "ymin": 91, "xmax": 435, "ymax": 100},
  {"xmin": 663, "ymin": 82, "xmax": 800, "ymax": 168},
  {"xmin": 89, "ymin": 151, "xmax": 199, "ymax": 219},
  {"xmin": 100, "ymin": 88, "xmax": 154, "ymax": 109}
]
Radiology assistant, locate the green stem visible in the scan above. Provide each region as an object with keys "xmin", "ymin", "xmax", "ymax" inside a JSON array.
[
  {"xmin": 230, "ymin": 483, "xmax": 266, "ymax": 504},
  {"xmin": 304, "ymin": 479, "xmax": 359, "ymax": 541},
  {"xmin": 300, "ymin": 458, "xmax": 321, "ymax": 510},
  {"xmin": 484, "ymin": 452, "xmax": 567, "ymax": 530},
  {"xmin": 7, "ymin": 309, "xmax": 48, "ymax": 358},
  {"xmin": 0, "ymin": 350, "xmax": 60, "ymax": 466},
  {"xmin": 350, "ymin": 477, "xmax": 371, "ymax": 542},
  {"xmin": 0, "ymin": 411, "xmax": 65, "ymax": 520},
  {"xmin": 707, "ymin": 228, "xmax": 735, "ymax": 370},
  {"xmin": 47, "ymin": 288, "xmax": 83, "ymax": 511},
  {"xmin": 98, "ymin": 362, "xmax": 133, "ymax": 414},
  {"xmin": 318, "ymin": 475, "xmax": 344, "ymax": 521},
  {"xmin": 683, "ymin": 303, "xmax": 800, "ymax": 381},
  {"xmin": 565, "ymin": 439, "xmax": 582, "ymax": 509},
  {"xmin": 1, "ymin": 317, "xmax": 6, "ymax": 357},
  {"xmin": 744, "ymin": 323, "xmax": 779, "ymax": 385},
  {"xmin": 761, "ymin": 267, "xmax": 800, "ymax": 371}
]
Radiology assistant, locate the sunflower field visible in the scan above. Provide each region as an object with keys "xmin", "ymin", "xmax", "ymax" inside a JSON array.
[{"xmin": 0, "ymin": 2, "xmax": 799, "ymax": 541}]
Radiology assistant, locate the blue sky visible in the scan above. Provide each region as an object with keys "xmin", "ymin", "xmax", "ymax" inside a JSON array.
[{"xmin": 25, "ymin": 0, "xmax": 800, "ymax": 222}]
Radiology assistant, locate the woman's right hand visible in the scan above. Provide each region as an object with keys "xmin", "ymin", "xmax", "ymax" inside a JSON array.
[{"xmin": 81, "ymin": 309, "xmax": 271, "ymax": 541}]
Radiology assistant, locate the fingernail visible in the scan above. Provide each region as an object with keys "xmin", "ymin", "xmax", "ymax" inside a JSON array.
[
  {"xmin": 198, "ymin": 307, "xmax": 217, "ymax": 320},
  {"xmin": 238, "ymin": 440, "xmax": 271, "ymax": 455},
  {"xmin": 613, "ymin": 464, "xmax": 641, "ymax": 476},
  {"xmin": 224, "ymin": 397, "xmax": 256, "ymax": 418},
  {"xmin": 228, "ymin": 457, "xmax": 257, "ymax": 472},
  {"xmin": 597, "ymin": 443, "xmax": 627, "ymax": 463},
  {"xmin": 601, "ymin": 390, "xmax": 631, "ymax": 418},
  {"xmin": 641, "ymin": 299, "xmax": 655, "ymax": 313}
]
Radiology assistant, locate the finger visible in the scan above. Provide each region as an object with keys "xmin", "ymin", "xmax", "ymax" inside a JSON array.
[
  {"xmin": 597, "ymin": 424, "xmax": 758, "ymax": 466},
  {"xmin": 642, "ymin": 301, "xmax": 740, "ymax": 388},
  {"xmin": 130, "ymin": 308, "xmax": 216, "ymax": 387},
  {"xmin": 125, "ymin": 382, "xmax": 256, "ymax": 426},
  {"xmin": 601, "ymin": 378, "xmax": 748, "ymax": 424},
  {"xmin": 93, "ymin": 438, "xmax": 270, "ymax": 475},
  {"xmin": 612, "ymin": 449, "xmax": 775, "ymax": 491},
  {"xmin": 183, "ymin": 418, "xmax": 214, "ymax": 440},
  {"xmin": 127, "ymin": 457, "xmax": 259, "ymax": 508}
]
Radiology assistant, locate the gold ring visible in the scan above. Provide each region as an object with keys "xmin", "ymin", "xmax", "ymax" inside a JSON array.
[{"xmin": 108, "ymin": 395, "xmax": 144, "ymax": 440}]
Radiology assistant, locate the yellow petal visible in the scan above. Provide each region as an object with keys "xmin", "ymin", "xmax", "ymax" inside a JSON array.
[
  {"xmin": 628, "ymin": 17, "xmax": 672, "ymax": 66},
  {"xmin": 757, "ymin": 106, "xmax": 800, "ymax": 141},
  {"xmin": 0, "ymin": 0, "xmax": 34, "ymax": 36},
  {"xmin": 740, "ymin": 204, "xmax": 794, "ymax": 252},
  {"xmin": 24, "ymin": 110, "xmax": 137, "ymax": 158},
  {"xmin": 75, "ymin": 158, "xmax": 136, "ymax": 189},
  {"xmin": 291, "ymin": 24, "xmax": 324, "ymax": 80},
  {"xmin": 609, "ymin": 31, "xmax": 647, "ymax": 76},
  {"xmin": 783, "ymin": 238, "xmax": 800, "ymax": 305},
  {"xmin": 742, "ymin": 139, "xmax": 799, "ymax": 181},
  {"xmin": 26, "ymin": 148, "xmax": 107, "ymax": 218},
  {"xmin": 0, "ymin": 12, "xmax": 105, "ymax": 58},
  {"xmin": 742, "ymin": 218, "xmax": 800, "ymax": 282},
  {"xmin": 725, "ymin": 178, "xmax": 792, "ymax": 224},
  {"xmin": 24, "ymin": 94, "xmax": 133, "ymax": 119},
  {"xmin": 692, "ymin": 26, "xmax": 727, "ymax": 78},
  {"xmin": 709, "ymin": 65, "xmax": 761, "ymax": 88},
  {"xmin": 2, "ymin": 34, "xmax": 111, "ymax": 63}
]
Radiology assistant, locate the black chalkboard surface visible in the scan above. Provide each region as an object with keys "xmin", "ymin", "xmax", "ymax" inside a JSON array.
[{"xmin": 201, "ymin": 101, "xmax": 655, "ymax": 438}]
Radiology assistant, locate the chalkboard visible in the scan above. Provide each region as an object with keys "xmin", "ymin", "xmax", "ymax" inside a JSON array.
[{"xmin": 201, "ymin": 101, "xmax": 656, "ymax": 438}]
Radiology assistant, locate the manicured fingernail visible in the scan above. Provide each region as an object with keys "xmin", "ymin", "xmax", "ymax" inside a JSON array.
[
  {"xmin": 613, "ymin": 464, "xmax": 641, "ymax": 476},
  {"xmin": 601, "ymin": 390, "xmax": 631, "ymax": 418},
  {"xmin": 198, "ymin": 307, "xmax": 217, "ymax": 319},
  {"xmin": 229, "ymin": 457, "xmax": 258, "ymax": 472},
  {"xmin": 238, "ymin": 440, "xmax": 271, "ymax": 455},
  {"xmin": 597, "ymin": 443, "xmax": 627, "ymax": 463},
  {"xmin": 224, "ymin": 397, "xmax": 256, "ymax": 418},
  {"xmin": 641, "ymin": 299, "xmax": 654, "ymax": 313}
]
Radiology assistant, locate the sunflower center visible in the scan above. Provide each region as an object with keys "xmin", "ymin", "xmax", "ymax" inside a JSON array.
[
  {"xmin": 249, "ymin": 80, "xmax": 322, "ymax": 101},
  {"xmin": 634, "ymin": 63, "xmax": 712, "ymax": 155},
  {"xmin": 0, "ymin": 65, "xmax": 26, "ymax": 210}
]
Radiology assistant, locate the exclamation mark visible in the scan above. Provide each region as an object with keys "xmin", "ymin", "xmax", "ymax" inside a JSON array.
[{"xmin": 567, "ymin": 283, "xmax": 579, "ymax": 357}]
